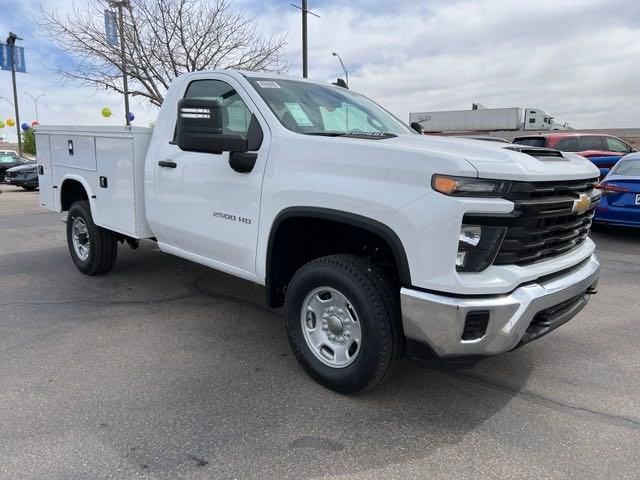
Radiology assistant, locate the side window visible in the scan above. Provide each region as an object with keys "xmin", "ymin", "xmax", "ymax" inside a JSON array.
[
  {"xmin": 605, "ymin": 137, "xmax": 631, "ymax": 153},
  {"xmin": 184, "ymin": 79, "xmax": 251, "ymax": 135},
  {"xmin": 554, "ymin": 137, "xmax": 578, "ymax": 152},
  {"xmin": 578, "ymin": 136, "xmax": 605, "ymax": 151}
]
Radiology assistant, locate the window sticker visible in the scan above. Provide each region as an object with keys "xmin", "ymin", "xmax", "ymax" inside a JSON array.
[
  {"xmin": 257, "ymin": 80, "xmax": 280, "ymax": 88},
  {"xmin": 284, "ymin": 102, "xmax": 314, "ymax": 127}
]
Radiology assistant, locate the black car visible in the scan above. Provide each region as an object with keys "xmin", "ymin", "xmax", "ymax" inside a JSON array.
[
  {"xmin": 4, "ymin": 161, "xmax": 38, "ymax": 190},
  {"xmin": 0, "ymin": 153, "xmax": 31, "ymax": 181}
]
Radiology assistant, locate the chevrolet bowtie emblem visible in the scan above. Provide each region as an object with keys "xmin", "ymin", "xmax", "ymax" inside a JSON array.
[{"xmin": 572, "ymin": 193, "xmax": 591, "ymax": 215}]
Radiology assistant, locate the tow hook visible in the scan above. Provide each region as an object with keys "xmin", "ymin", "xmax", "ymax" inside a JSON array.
[{"xmin": 586, "ymin": 285, "xmax": 598, "ymax": 295}]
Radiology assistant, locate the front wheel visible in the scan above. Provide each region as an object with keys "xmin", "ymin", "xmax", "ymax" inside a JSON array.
[
  {"xmin": 285, "ymin": 254, "xmax": 403, "ymax": 393},
  {"xmin": 66, "ymin": 200, "xmax": 118, "ymax": 275}
]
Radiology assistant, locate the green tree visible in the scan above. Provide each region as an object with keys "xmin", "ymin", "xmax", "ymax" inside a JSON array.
[{"xmin": 22, "ymin": 129, "xmax": 36, "ymax": 156}]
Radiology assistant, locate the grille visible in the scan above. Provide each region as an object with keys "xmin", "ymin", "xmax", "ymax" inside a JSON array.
[
  {"xmin": 466, "ymin": 178, "xmax": 601, "ymax": 266},
  {"xmin": 519, "ymin": 292, "xmax": 590, "ymax": 345}
]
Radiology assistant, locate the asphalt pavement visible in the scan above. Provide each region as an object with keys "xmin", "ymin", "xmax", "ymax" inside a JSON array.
[{"xmin": 1, "ymin": 185, "xmax": 639, "ymax": 480}]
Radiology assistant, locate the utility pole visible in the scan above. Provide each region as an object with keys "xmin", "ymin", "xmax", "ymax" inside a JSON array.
[
  {"xmin": 108, "ymin": 0, "xmax": 131, "ymax": 126},
  {"xmin": 25, "ymin": 92, "xmax": 45, "ymax": 122},
  {"xmin": 6, "ymin": 32, "xmax": 22, "ymax": 155},
  {"xmin": 291, "ymin": 1, "xmax": 319, "ymax": 78}
]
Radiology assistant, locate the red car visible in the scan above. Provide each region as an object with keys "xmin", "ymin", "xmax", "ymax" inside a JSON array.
[{"xmin": 513, "ymin": 133, "xmax": 636, "ymax": 176}]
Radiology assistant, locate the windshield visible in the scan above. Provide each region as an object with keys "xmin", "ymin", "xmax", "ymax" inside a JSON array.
[
  {"xmin": 513, "ymin": 137, "xmax": 546, "ymax": 148},
  {"xmin": 248, "ymin": 78, "xmax": 412, "ymax": 137},
  {"xmin": 612, "ymin": 158, "xmax": 640, "ymax": 176},
  {"xmin": 0, "ymin": 155, "xmax": 18, "ymax": 163}
]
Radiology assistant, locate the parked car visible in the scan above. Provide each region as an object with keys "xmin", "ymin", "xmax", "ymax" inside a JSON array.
[
  {"xmin": 4, "ymin": 161, "xmax": 38, "ymax": 190},
  {"xmin": 0, "ymin": 153, "xmax": 31, "ymax": 181},
  {"xmin": 513, "ymin": 133, "xmax": 636, "ymax": 177},
  {"xmin": 594, "ymin": 153, "xmax": 640, "ymax": 227}
]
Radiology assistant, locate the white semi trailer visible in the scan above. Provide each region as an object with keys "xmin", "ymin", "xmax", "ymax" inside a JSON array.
[{"xmin": 410, "ymin": 106, "xmax": 570, "ymax": 133}]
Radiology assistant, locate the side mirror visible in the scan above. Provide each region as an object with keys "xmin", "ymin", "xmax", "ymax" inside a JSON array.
[
  {"xmin": 175, "ymin": 98, "xmax": 247, "ymax": 154},
  {"xmin": 410, "ymin": 122, "xmax": 424, "ymax": 134}
]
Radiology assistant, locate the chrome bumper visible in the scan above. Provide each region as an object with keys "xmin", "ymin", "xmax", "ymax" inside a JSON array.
[{"xmin": 400, "ymin": 255, "xmax": 600, "ymax": 357}]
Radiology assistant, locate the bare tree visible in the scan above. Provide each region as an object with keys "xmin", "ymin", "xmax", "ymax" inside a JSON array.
[{"xmin": 40, "ymin": 0, "xmax": 288, "ymax": 106}]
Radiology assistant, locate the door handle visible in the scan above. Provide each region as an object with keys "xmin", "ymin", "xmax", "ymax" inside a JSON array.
[{"xmin": 158, "ymin": 160, "xmax": 177, "ymax": 168}]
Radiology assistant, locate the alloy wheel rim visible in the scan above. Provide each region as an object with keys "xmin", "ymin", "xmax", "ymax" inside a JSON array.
[{"xmin": 71, "ymin": 217, "xmax": 90, "ymax": 261}]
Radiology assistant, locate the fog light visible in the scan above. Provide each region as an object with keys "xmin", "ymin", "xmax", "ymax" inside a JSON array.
[{"xmin": 456, "ymin": 224, "xmax": 506, "ymax": 272}]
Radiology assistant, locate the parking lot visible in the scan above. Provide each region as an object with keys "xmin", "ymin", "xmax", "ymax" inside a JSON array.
[{"xmin": 1, "ymin": 185, "xmax": 639, "ymax": 480}]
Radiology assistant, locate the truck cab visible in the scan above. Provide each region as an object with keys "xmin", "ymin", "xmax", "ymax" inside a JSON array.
[
  {"xmin": 523, "ymin": 107, "xmax": 569, "ymax": 130},
  {"xmin": 35, "ymin": 71, "xmax": 601, "ymax": 393}
]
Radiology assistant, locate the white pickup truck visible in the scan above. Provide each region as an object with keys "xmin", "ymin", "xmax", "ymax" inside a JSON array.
[{"xmin": 35, "ymin": 70, "xmax": 601, "ymax": 393}]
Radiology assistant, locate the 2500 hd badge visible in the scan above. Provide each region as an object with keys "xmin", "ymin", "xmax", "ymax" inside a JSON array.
[{"xmin": 213, "ymin": 211, "xmax": 252, "ymax": 225}]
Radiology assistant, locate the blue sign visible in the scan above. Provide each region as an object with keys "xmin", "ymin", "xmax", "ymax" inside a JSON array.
[
  {"xmin": 104, "ymin": 10, "xmax": 119, "ymax": 46},
  {"xmin": 0, "ymin": 44, "xmax": 26, "ymax": 73}
]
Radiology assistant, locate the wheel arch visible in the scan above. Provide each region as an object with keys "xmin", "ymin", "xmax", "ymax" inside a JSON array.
[
  {"xmin": 265, "ymin": 207, "xmax": 411, "ymax": 308},
  {"xmin": 59, "ymin": 175, "xmax": 94, "ymax": 212}
]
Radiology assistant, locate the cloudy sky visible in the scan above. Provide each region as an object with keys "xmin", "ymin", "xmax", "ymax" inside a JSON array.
[{"xmin": 1, "ymin": 0, "xmax": 639, "ymax": 141}]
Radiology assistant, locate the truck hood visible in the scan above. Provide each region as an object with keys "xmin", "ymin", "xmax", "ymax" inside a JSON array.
[
  {"xmin": 384, "ymin": 134, "xmax": 600, "ymax": 181},
  {"xmin": 6, "ymin": 162, "xmax": 36, "ymax": 173}
]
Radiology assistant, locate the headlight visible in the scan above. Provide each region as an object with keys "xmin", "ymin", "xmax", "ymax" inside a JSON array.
[
  {"xmin": 432, "ymin": 175, "xmax": 511, "ymax": 197},
  {"xmin": 456, "ymin": 224, "xmax": 506, "ymax": 272}
]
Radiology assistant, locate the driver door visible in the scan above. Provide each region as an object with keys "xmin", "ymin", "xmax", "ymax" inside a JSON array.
[{"xmin": 152, "ymin": 76, "xmax": 268, "ymax": 279}]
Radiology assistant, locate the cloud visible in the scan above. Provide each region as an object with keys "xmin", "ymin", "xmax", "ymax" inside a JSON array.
[
  {"xmin": 1, "ymin": 0, "xmax": 639, "ymax": 142},
  {"xmin": 271, "ymin": 0, "xmax": 640, "ymax": 128}
]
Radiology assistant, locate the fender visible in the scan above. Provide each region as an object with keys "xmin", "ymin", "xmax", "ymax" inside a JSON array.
[
  {"xmin": 266, "ymin": 206, "xmax": 412, "ymax": 288},
  {"xmin": 58, "ymin": 174, "xmax": 96, "ymax": 213}
]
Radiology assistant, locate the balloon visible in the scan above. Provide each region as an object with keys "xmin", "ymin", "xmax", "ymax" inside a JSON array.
[
  {"xmin": 0, "ymin": 121, "xmax": 4, "ymax": 129},
  {"xmin": 6, "ymin": 118, "xmax": 15, "ymax": 127},
  {"xmin": 127, "ymin": 112, "xmax": 135, "ymax": 122},
  {"xmin": 31, "ymin": 121, "xmax": 40, "ymax": 127},
  {"xmin": 101, "ymin": 107, "xmax": 112, "ymax": 118},
  {"xmin": 21, "ymin": 123, "xmax": 30, "ymax": 131}
]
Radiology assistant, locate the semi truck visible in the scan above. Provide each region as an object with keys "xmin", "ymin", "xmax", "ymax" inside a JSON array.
[
  {"xmin": 410, "ymin": 106, "xmax": 570, "ymax": 133},
  {"xmin": 35, "ymin": 70, "xmax": 600, "ymax": 393}
]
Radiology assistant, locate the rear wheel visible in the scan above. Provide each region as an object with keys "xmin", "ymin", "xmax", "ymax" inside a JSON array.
[
  {"xmin": 285, "ymin": 254, "xmax": 403, "ymax": 393},
  {"xmin": 66, "ymin": 201, "xmax": 118, "ymax": 275}
]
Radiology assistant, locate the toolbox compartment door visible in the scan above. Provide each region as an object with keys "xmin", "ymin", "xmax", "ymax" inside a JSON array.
[{"xmin": 35, "ymin": 134, "xmax": 57, "ymax": 210}]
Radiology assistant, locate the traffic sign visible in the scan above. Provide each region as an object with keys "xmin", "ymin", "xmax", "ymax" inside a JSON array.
[
  {"xmin": 104, "ymin": 10, "xmax": 119, "ymax": 46},
  {"xmin": 0, "ymin": 44, "xmax": 26, "ymax": 73}
]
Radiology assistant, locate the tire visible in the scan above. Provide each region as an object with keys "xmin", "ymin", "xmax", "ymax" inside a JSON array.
[
  {"xmin": 22, "ymin": 186, "xmax": 37, "ymax": 191},
  {"xmin": 66, "ymin": 200, "xmax": 118, "ymax": 275},
  {"xmin": 285, "ymin": 254, "xmax": 404, "ymax": 393}
]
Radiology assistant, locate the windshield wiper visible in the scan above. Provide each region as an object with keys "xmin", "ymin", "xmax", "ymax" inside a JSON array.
[
  {"xmin": 303, "ymin": 131, "xmax": 397, "ymax": 139},
  {"xmin": 303, "ymin": 132, "xmax": 349, "ymax": 137}
]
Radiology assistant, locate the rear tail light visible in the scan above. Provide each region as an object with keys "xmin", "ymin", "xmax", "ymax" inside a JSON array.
[{"xmin": 597, "ymin": 182, "xmax": 629, "ymax": 195}]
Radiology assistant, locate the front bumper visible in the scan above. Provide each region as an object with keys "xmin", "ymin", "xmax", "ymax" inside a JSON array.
[
  {"xmin": 4, "ymin": 174, "xmax": 38, "ymax": 187},
  {"xmin": 400, "ymin": 254, "xmax": 600, "ymax": 357}
]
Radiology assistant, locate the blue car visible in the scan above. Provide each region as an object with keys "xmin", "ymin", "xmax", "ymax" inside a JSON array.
[{"xmin": 594, "ymin": 153, "xmax": 640, "ymax": 227}]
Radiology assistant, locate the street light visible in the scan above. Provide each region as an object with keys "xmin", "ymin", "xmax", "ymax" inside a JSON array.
[
  {"xmin": 24, "ymin": 92, "xmax": 45, "ymax": 122},
  {"xmin": 6, "ymin": 31, "xmax": 23, "ymax": 155},
  {"xmin": 108, "ymin": 0, "xmax": 132, "ymax": 126},
  {"xmin": 0, "ymin": 96, "xmax": 13, "ymax": 107},
  {"xmin": 332, "ymin": 52, "xmax": 349, "ymax": 87}
]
